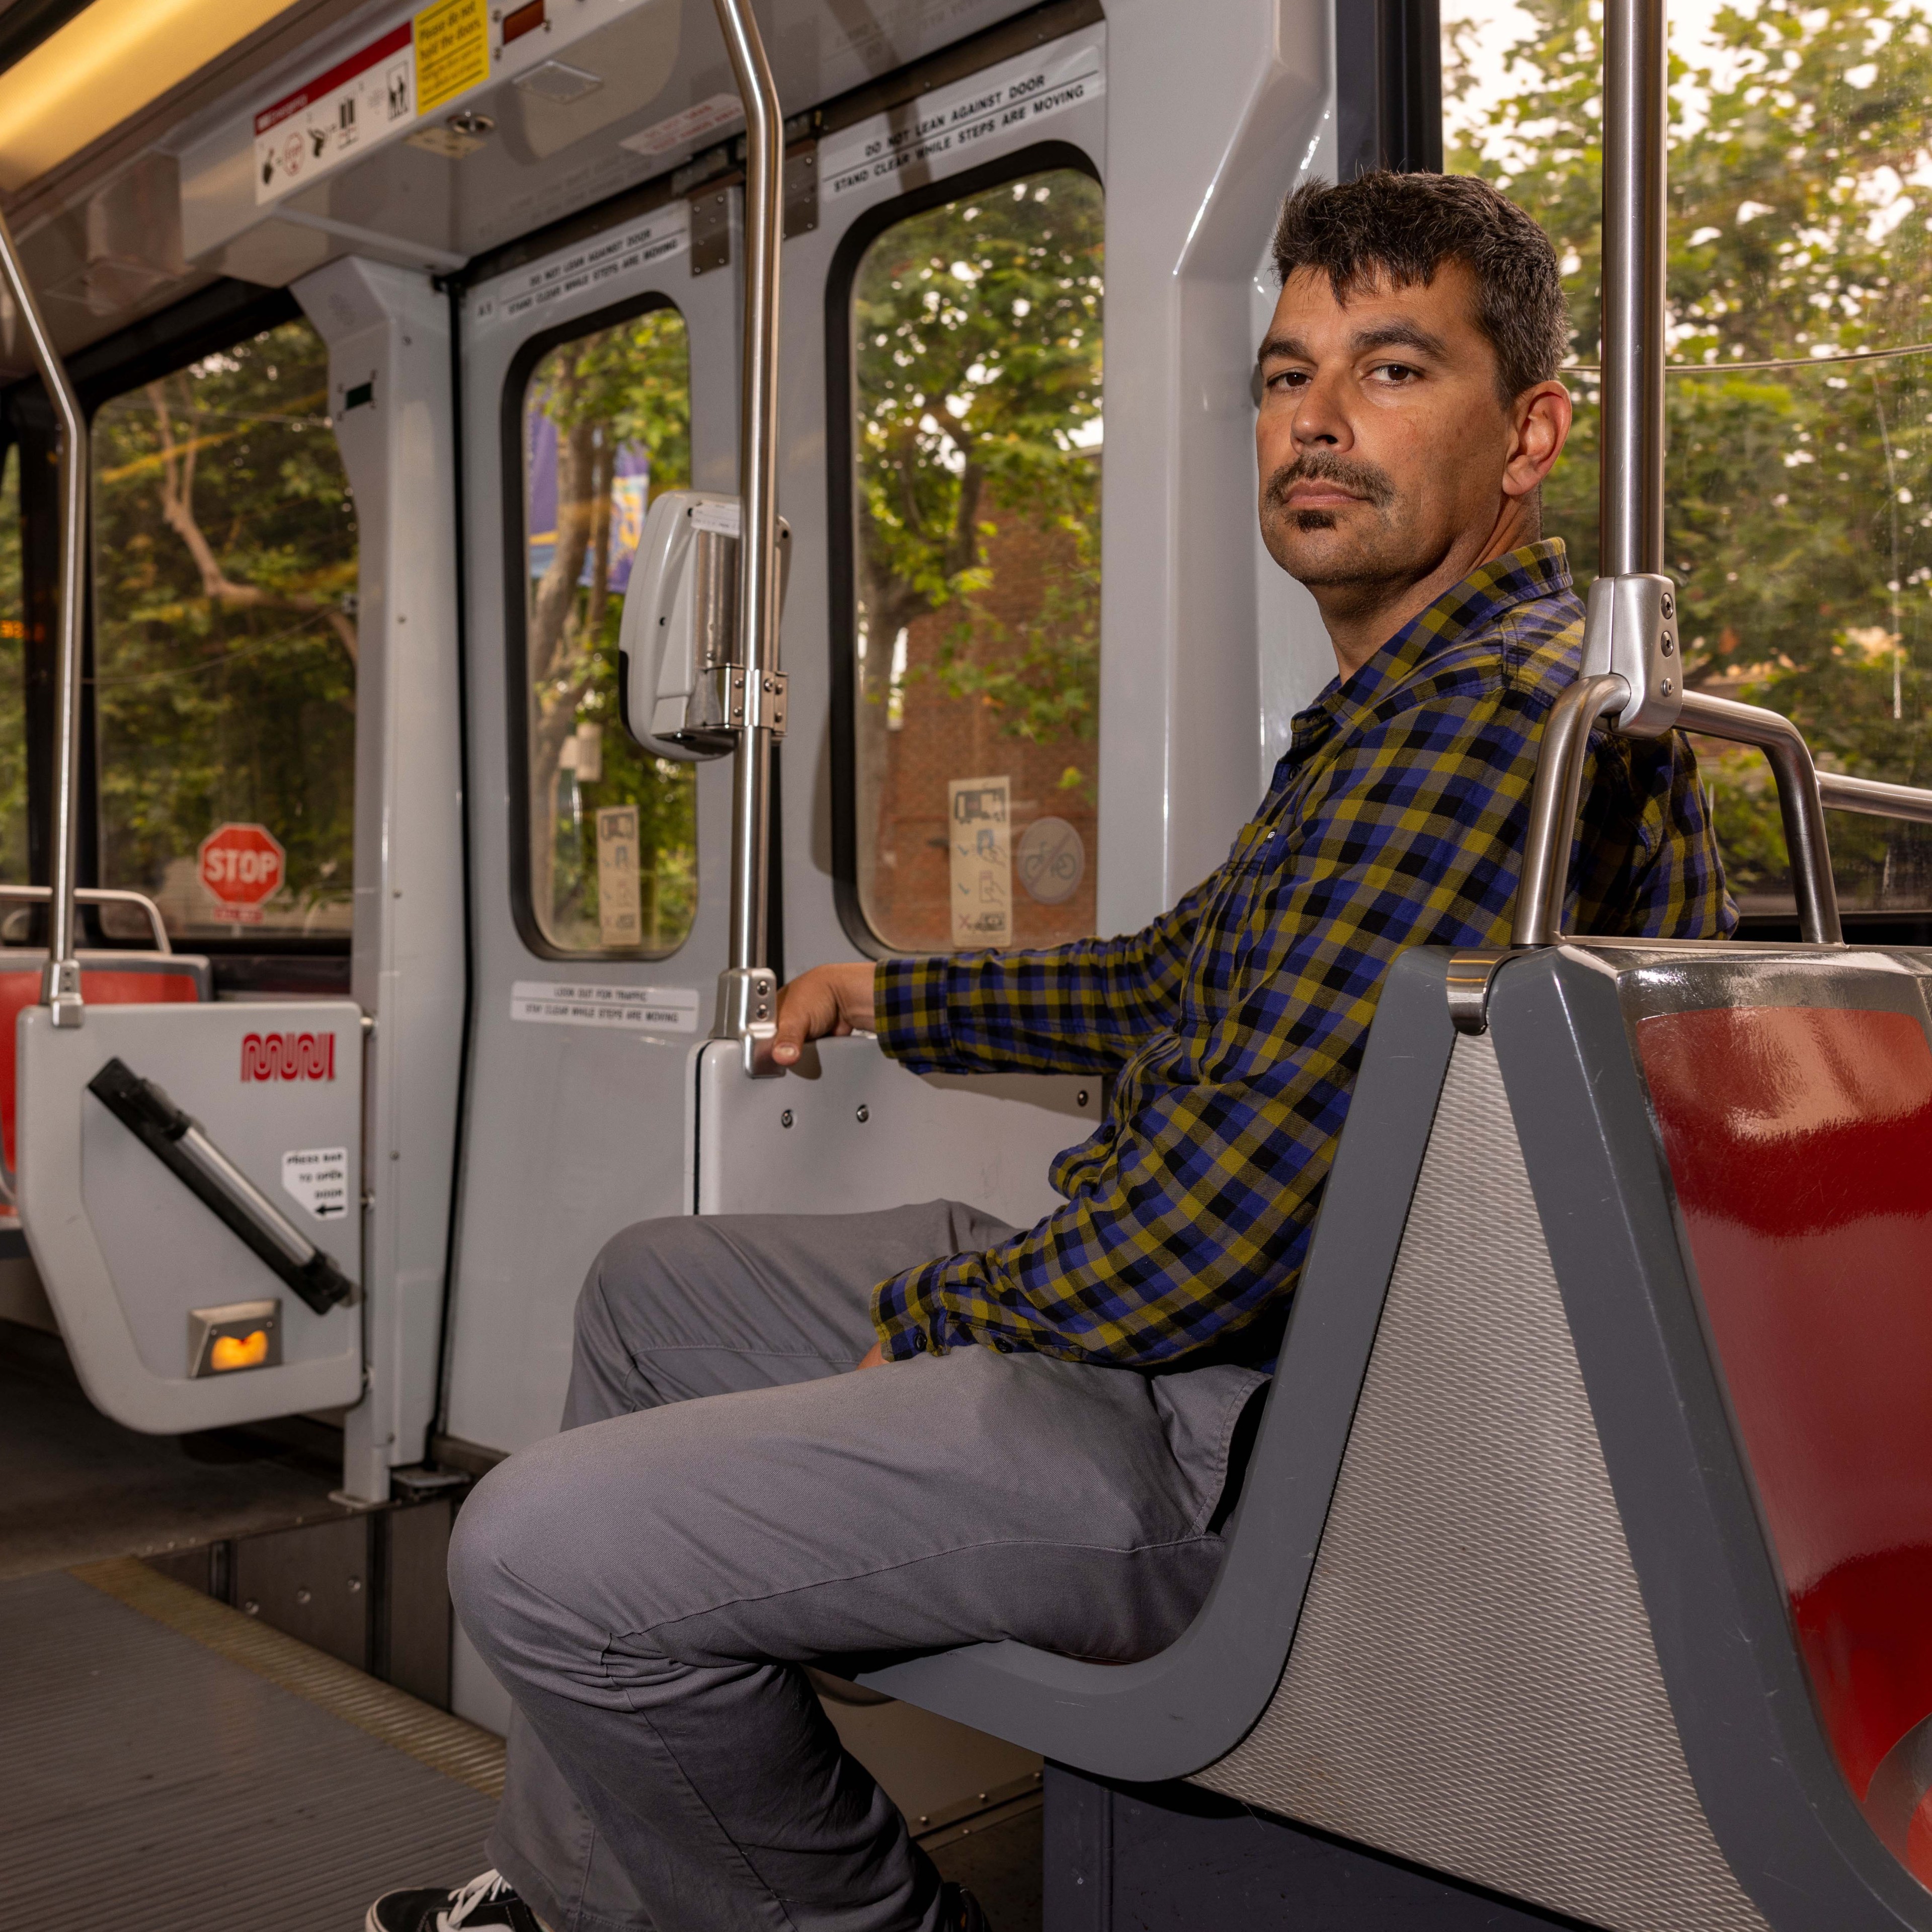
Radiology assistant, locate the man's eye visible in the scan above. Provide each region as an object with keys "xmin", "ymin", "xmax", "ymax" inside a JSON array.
[
  {"xmin": 1266, "ymin": 369, "xmax": 1309, "ymax": 391},
  {"xmin": 1370, "ymin": 362, "xmax": 1420, "ymax": 384}
]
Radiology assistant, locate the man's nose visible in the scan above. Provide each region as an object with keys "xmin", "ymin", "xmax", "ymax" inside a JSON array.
[{"xmin": 1291, "ymin": 369, "xmax": 1351, "ymax": 449}]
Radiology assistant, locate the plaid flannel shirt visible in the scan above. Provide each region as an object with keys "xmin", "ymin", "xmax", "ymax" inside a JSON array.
[{"xmin": 871, "ymin": 540, "xmax": 1734, "ymax": 1370}]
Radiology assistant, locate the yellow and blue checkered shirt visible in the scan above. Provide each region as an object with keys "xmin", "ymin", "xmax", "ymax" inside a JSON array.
[{"xmin": 872, "ymin": 540, "xmax": 1733, "ymax": 1368}]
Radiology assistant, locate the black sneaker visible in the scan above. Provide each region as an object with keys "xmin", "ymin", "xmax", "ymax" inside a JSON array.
[
  {"xmin": 366, "ymin": 1869, "xmax": 546, "ymax": 1932},
  {"xmin": 943, "ymin": 1881, "xmax": 993, "ymax": 1931}
]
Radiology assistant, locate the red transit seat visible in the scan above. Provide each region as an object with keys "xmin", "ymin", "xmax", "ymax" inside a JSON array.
[
  {"xmin": 0, "ymin": 951, "xmax": 211, "ymax": 1194},
  {"xmin": 1640, "ymin": 1003, "xmax": 1932, "ymax": 1884}
]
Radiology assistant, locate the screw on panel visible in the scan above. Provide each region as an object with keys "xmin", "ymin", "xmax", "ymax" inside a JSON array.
[
  {"xmin": 780, "ymin": 1109, "xmax": 793, "ymax": 1129},
  {"xmin": 1076, "ymin": 1089, "xmax": 1089, "ymax": 1106},
  {"xmin": 855, "ymin": 1104, "xmax": 869, "ymax": 1123}
]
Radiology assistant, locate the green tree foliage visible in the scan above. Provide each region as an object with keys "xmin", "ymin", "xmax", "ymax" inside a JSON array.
[
  {"xmin": 851, "ymin": 171, "xmax": 1104, "ymax": 769},
  {"xmin": 92, "ymin": 320, "xmax": 358, "ymax": 933},
  {"xmin": 523, "ymin": 306, "xmax": 695, "ymax": 950},
  {"xmin": 1448, "ymin": 0, "xmax": 1932, "ymax": 902}
]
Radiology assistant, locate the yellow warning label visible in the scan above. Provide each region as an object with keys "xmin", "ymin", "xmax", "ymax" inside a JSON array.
[{"xmin": 414, "ymin": 0, "xmax": 489, "ymax": 115}]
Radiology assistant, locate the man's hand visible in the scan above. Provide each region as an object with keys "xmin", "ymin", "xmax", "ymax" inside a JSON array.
[
  {"xmin": 855, "ymin": 1342, "xmax": 887, "ymax": 1371},
  {"xmin": 771, "ymin": 961, "xmax": 876, "ymax": 1067}
]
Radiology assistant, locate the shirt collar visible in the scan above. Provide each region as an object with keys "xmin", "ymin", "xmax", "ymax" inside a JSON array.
[{"xmin": 1287, "ymin": 538, "xmax": 1574, "ymax": 760}]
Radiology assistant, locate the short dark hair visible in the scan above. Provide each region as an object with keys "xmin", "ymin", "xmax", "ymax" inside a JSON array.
[{"xmin": 1270, "ymin": 172, "xmax": 1570, "ymax": 401}]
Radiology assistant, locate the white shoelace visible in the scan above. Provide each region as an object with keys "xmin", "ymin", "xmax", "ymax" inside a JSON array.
[{"xmin": 438, "ymin": 1870, "xmax": 514, "ymax": 1931}]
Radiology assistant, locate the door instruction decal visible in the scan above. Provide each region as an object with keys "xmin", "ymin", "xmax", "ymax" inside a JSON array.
[
  {"xmin": 820, "ymin": 40, "xmax": 1104, "ymax": 205},
  {"xmin": 471, "ymin": 206, "xmax": 692, "ymax": 333},
  {"xmin": 254, "ymin": 21, "xmax": 415, "ymax": 203},
  {"xmin": 252, "ymin": 0, "xmax": 491, "ymax": 204},
  {"xmin": 413, "ymin": 0, "xmax": 488, "ymax": 115},
  {"xmin": 511, "ymin": 981, "xmax": 699, "ymax": 1033},
  {"xmin": 283, "ymin": 1148, "xmax": 351, "ymax": 1220},
  {"xmin": 949, "ymin": 775, "xmax": 1012, "ymax": 948}
]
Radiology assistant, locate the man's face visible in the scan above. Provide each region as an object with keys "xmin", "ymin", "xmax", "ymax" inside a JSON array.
[{"xmin": 1255, "ymin": 260, "xmax": 1546, "ymax": 596}]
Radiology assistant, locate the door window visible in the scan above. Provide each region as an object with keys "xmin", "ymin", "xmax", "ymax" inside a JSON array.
[
  {"xmin": 1445, "ymin": 0, "xmax": 1932, "ymax": 915},
  {"xmin": 846, "ymin": 168, "xmax": 1104, "ymax": 952},
  {"xmin": 92, "ymin": 319, "xmax": 357, "ymax": 941},
  {"xmin": 518, "ymin": 305, "xmax": 695, "ymax": 955}
]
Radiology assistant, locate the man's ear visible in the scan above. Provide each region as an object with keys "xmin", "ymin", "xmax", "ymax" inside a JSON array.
[{"xmin": 1502, "ymin": 380, "xmax": 1572, "ymax": 501}]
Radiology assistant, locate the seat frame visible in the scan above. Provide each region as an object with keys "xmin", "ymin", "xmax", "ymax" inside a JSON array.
[{"xmin": 857, "ymin": 942, "xmax": 1932, "ymax": 1932}]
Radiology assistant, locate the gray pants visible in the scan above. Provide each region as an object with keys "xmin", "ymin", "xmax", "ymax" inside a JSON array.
[{"xmin": 450, "ymin": 1202, "xmax": 1264, "ymax": 1932}]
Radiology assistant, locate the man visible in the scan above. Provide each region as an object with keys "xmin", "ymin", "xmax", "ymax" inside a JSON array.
[{"xmin": 372, "ymin": 171, "xmax": 1730, "ymax": 1932}]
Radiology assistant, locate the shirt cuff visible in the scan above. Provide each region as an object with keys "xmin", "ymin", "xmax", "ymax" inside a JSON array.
[
  {"xmin": 870, "ymin": 1256, "xmax": 965, "ymax": 1359},
  {"xmin": 873, "ymin": 955, "xmax": 954, "ymax": 1069}
]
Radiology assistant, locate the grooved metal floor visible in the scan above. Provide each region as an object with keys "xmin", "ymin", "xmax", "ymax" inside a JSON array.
[
  {"xmin": 1, "ymin": 1568, "xmax": 500, "ymax": 1932},
  {"xmin": 0, "ymin": 1321, "xmax": 349, "ymax": 1579}
]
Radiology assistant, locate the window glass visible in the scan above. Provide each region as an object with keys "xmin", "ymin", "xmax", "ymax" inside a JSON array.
[
  {"xmin": 0, "ymin": 446, "xmax": 25, "ymax": 882},
  {"xmin": 1445, "ymin": 0, "xmax": 1932, "ymax": 914},
  {"xmin": 850, "ymin": 169, "xmax": 1104, "ymax": 952},
  {"xmin": 521, "ymin": 308, "xmax": 695, "ymax": 954},
  {"xmin": 93, "ymin": 320, "xmax": 357, "ymax": 940}
]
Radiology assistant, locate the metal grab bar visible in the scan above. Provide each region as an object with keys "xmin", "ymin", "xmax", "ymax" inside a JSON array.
[
  {"xmin": 1511, "ymin": 682, "xmax": 1884, "ymax": 949},
  {"xmin": 1676, "ymin": 689, "xmax": 1841, "ymax": 944},
  {"xmin": 88, "ymin": 1058, "xmax": 353, "ymax": 1315},
  {"xmin": 1513, "ymin": 675, "xmax": 1630, "ymax": 946},
  {"xmin": 0, "ymin": 885, "xmax": 172, "ymax": 954},
  {"xmin": 1816, "ymin": 770, "xmax": 1932, "ymax": 827},
  {"xmin": 0, "ymin": 208, "xmax": 87, "ymax": 1027},
  {"xmin": 710, "ymin": 0, "xmax": 785, "ymax": 1051}
]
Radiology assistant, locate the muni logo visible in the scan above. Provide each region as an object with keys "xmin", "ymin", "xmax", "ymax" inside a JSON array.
[{"xmin": 241, "ymin": 1032, "xmax": 336, "ymax": 1083}]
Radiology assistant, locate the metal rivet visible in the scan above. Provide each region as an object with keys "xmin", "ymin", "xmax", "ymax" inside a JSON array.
[
  {"xmin": 780, "ymin": 1109, "xmax": 793, "ymax": 1129},
  {"xmin": 1076, "ymin": 1089, "xmax": 1089, "ymax": 1106},
  {"xmin": 1661, "ymin": 592, "xmax": 1675, "ymax": 618},
  {"xmin": 348, "ymin": 1577, "xmax": 363, "ymax": 1593},
  {"xmin": 1661, "ymin": 634, "xmax": 1676, "ymax": 655},
  {"xmin": 296, "ymin": 1587, "xmax": 311, "ymax": 1605},
  {"xmin": 1661, "ymin": 678, "xmax": 1675, "ymax": 695},
  {"xmin": 855, "ymin": 1104, "xmax": 869, "ymax": 1123}
]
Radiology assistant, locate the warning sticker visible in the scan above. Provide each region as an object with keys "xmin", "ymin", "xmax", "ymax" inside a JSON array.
[
  {"xmin": 282, "ymin": 1147, "xmax": 352, "ymax": 1221},
  {"xmin": 948, "ymin": 775, "xmax": 1012, "ymax": 948},
  {"xmin": 255, "ymin": 21, "xmax": 415, "ymax": 204},
  {"xmin": 414, "ymin": 0, "xmax": 489, "ymax": 115},
  {"xmin": 471, "ymin": 206, "xmax": 692, "ymax": 332},
  {"xmin": 819, "ymin": 40, "xmax": 1103, "ymax": 204},
  {"xmin": 619, "ymin": 93, "xmax": 746, "ymax": 160},
  {"xmin": 511, "ymin": 981, "xmax": 701, "ymax": 1033}
]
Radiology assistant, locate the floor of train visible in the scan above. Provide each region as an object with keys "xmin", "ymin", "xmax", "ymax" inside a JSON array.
[{"xmin": 0, "ymin": 1319, "xmax": 1044, "ymax": 1931}]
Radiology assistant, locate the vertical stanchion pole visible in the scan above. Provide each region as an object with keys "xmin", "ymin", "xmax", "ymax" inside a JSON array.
[
  {"xmin": 1598, "ymin": 0, "xmax": 1668, "ymax": 578},
  {"xmin": 0, "ymin": 207, "xmax": 86, "ymax": 1025},
  {"xmin": 710, "ymin": 0, "xmax": 785, "ymax": 1045}
]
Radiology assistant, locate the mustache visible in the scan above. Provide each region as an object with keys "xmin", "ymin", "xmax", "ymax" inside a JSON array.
[{"xmin": 1264, "ymin": 453, "xmax": 1397, "ymax": 510}]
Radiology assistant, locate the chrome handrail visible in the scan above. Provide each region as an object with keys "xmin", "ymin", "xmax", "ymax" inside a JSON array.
[
  {"xmin": 1677, "ymin": 689, "xmax": 1842, "ymax": 943},
  {"xmin": 710, "ymin": 0, "xmax": 785, "ymax": 1050},
  {"xmin": 1512, "ymin": 675, "xmax": 1631, "ymax": 947},
  {"xmin": 1509, "ymin": 679, "xmax": 1932, "ymax": 949},
  {"xmin": 0, "ymin": 884, "xmax": 172, "ymax": 955},
  {"xmin": 1515, "ymin": 0, "xmax": 1853, "ymax": 950},
  {"xmin": 1815, "ymin": 770, "xmax": 1932, "ymax": 827},
  {"xmin": 0, "ymin": 206, "xmax": 86, "ymax": 1026},
  {"xmin": 1599, "ymin": 0, "xmax": 1668, "ymax": 580}
]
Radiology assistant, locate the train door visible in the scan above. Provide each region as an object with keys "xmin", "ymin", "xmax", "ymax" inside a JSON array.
[{"xmin": 0, "ymin": 256, "xmax": 465, "ymax": 1463}]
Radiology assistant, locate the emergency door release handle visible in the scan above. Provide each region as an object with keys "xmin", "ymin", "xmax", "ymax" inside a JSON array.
[{"xmin": 86, "ymin": 1058, "xmax": 354, "ymax": 1316}]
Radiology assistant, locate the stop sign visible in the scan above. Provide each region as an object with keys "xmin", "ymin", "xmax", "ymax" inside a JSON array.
[{"xmin": 198, "ymin": 822, "xmax": 285, "ymax": 924}]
